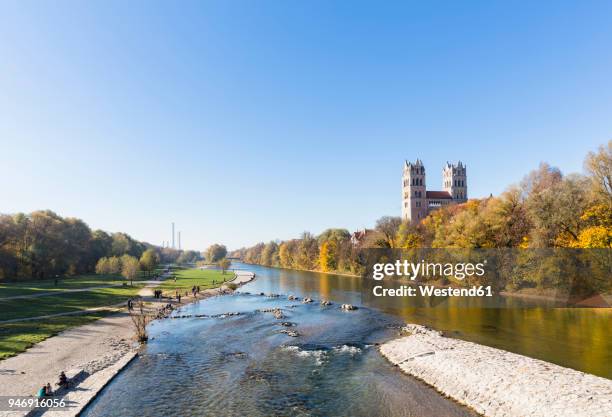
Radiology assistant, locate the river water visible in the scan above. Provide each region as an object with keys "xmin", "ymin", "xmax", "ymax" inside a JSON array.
[
  {"xmin": 237, "ymin": 263, "xmax": 611, "ymax": 379},
  {"xmin": 82, "ymin": 263, "xmax": 610, "ymax": 417}
]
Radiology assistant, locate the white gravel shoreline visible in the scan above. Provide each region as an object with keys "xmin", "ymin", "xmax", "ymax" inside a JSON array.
[{"xmin": 380, "ymin": 324, "xmax": 612, "ymax": 417}]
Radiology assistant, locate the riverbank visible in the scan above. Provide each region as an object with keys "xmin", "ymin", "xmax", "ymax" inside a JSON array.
[
  {"xmin": 239, "ymin": 261, "xmax": 610, "ymax": 306},
  {"xmin": 238, "ymin": 261, "xmax": 361, "ymax": 278},
  {"xmin": 380, "ymin": 324, "xmax": 612, "ymax": 417},
  {"xmin": 0, "ymin": 270, "xmax": 255, "ymax": 417}
]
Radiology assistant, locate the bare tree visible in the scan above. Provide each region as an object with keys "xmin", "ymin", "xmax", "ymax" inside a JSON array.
[
  {"xmin": 584, "ymin": 140, "xmax": 612, "ymax": 204},
  {"xmin": 130, "ymin": 299, "xmax": 150, "ymax": 342}
]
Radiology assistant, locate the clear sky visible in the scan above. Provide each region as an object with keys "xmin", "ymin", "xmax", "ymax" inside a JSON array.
[{"xmin": 1, "ymin": 1, "xmax": 611, "ymax": 250}]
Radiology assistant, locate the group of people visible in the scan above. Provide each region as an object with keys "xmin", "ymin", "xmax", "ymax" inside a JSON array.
[
  {"xmin": 153, "ymin": 289, "xmax": 163, "ymax": 299},
  {"xmin": 191, "ymin": 285, "xmax": 201, "ymax": 297},
  {"xmin": 37, "ymin": 371, "xmax": 68, "ymax": 398}
]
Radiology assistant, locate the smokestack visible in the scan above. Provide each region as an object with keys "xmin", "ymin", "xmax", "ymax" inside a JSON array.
[
  {"xmin": 172, "ymin": 222, "xmax": 175, "ymax": 249},
  {"xmin": 178, "ymin": 231, "xmax": 181, "ymax": 250}
]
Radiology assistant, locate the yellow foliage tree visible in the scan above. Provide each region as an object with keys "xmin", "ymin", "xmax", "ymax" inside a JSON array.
[
  {"xmin": 319, "ymin": 240, "xmax": 338, "ymax": 272},
  {"xmin": 572, "ymin": 226, "xmax": 612, "ymax": 248}
]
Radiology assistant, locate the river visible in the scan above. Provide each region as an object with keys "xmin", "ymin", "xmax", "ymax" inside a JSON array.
[
  {"xmin": 237, "ymin": 263, "xmax": 611, "ymax": 379},
  {"xmin": 81, "ymin": 263, "xmax": 610, "ymax": 417}
]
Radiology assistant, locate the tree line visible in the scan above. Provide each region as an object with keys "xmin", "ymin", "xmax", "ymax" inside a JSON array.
[
  {"xmin": 231, "ymin": 141, "xmax": 612, "ymax": 278},
  {"xmin": 0, "ymin": 210, "xmax": 202, "ymax": 281}
]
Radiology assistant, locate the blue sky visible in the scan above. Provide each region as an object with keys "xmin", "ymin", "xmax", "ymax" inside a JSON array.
[{"xmin": 1, "ymin": 1, "xmax": 611, "ymax": 250}]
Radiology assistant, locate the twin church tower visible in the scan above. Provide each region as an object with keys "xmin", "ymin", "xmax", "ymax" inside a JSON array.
[{"xmin": 402, "ymin": 159, "xmax": 467, "ymax": 223}]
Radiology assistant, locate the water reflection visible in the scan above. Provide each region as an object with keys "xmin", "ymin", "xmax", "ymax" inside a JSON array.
[{"xmin": 239, "ymin": 263, "xmax": 611, "ymax": 379}]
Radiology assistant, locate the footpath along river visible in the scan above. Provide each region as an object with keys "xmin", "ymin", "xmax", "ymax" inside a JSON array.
[{"xmin": 81, "ymin": 263, "xmax": 610, "ymax": 417}]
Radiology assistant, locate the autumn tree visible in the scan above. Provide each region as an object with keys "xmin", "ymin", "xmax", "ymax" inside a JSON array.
[
  {"xmin": 139, "ymin": 249, "xmax": 159, "ymax": 276},
  {"xmin": 374, "ymin": 216, "xmax": 402, "ymax": 248},
  {"xmin": 206, "ymin": 244, "xmax": 227, "ymax": 263},
  {"xmin": 121, "ymin": 255, "xmax": 140, "ymax": 285},
  {"xmin": 95, "ymin": 257, "xmax": 110, "ymax": 275},
  {"xmin": 584, "ymin": 140, "xmax": 612, "ymax": 204},
  {"xmin": 108, "ymin": 256, "xmax": 122, "ymax": 274},
  {"xmin": 219, "ymin": 258, "xmax": 231, "ymax": 274},
  {"xmin": 261, "ymin": 241, "xmax": 279, "ymax": 266}
]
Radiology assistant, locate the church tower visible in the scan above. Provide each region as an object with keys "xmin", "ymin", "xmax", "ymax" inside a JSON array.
[
  {"xmin": 442, "ymin": 161, "xmax": 467, "ymax": 202},
  {"xmin": 402, "ymin": 159, "xmax": 427, "ymax": 222}
]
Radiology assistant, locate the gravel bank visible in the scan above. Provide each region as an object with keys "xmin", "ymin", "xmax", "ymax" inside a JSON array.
[{"xmin": 380, "ymin": 324, "xmax": 612, "ymax": 417}]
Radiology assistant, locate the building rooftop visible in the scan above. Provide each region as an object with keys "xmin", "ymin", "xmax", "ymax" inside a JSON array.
[{"xmin": 426, "ymin": 190, "xmax": 453, "ymax": 199}]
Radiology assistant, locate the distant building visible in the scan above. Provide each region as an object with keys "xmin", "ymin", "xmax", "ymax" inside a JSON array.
[
  {"xmin": 402, "ymin": 159, "xmax": 467, "ymax": 223},
  {"xmin": 350, "ymin": 229, "xmax": 374, "ymax": 246}
]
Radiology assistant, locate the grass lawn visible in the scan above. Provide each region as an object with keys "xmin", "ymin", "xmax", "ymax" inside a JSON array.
[
  {"xmin": 0, "ymin": 273, "xmax": 150, "ymax": 299},
  {"xmin": 0, "ymin": 268, "xmax": 231, "ymax": 359},
  {"xmin": 0, "ymin": 284, "xmax": 144, "ymax": 321},
  {"xmin": 158, "ymin": 268, "xmax": 233, "ymax": 294},
  {"xmin": 0, "ymin": 310, "xmax": 115, "ymax": 360}
]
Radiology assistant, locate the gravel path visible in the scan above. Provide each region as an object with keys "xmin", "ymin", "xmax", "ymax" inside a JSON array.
[
  {"xmin": 0, "ymin": 281, "xmax": 161, "ymax": 324},
  {"xmin": 0, "ymin": 284, "xmax": 124, "ymax": 301},
  {"xmin": 380, "ymin": 324, "xmax": 612, "ymax": 417}
]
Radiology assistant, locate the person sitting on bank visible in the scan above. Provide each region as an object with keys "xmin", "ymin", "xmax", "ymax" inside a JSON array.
[
  {"xmin": 58, "ymin": 371, "xmax": 68, "ymax": 387},
  {"xmin": 37, "ymin": 385, "xmax": 46, "ymax": 398},
  {"xmin": 45, "ymin": 383, "xmax": 53, "ymax": 396}
]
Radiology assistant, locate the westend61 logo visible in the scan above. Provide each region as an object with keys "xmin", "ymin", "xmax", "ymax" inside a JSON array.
[{"xmin": 370, "ymin": 259, "xmax": 493, "ymax": 298}]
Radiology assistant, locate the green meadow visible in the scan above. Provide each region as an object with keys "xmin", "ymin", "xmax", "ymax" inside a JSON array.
[
  {"xmin": 0, "ymin": 268, "xmax": 232, "ymax": 359},
  {"xmin": 158, "ymin": 267, "xmax": 233, "ymax": 294}
]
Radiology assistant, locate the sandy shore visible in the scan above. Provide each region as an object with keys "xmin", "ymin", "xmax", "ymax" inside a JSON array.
[
  {"xmin": 0, "ymin": 270, "xmax": 255, "ymax": 417},
  {"xmin": 380, "ymin": 324, "xmax": 612, "ymax": 417}
]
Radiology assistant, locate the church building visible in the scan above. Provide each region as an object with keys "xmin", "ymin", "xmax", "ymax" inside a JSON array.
[{"xmin": 402, "ymin": 159, "xmax": 467, "ymax": 223}]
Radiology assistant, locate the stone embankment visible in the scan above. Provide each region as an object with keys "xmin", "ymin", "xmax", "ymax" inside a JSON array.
[{"xmin": 380, "ymin": 324, "xmax": 612, "ymax": 417}]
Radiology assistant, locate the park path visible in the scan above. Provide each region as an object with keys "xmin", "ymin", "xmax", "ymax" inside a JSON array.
[
  {"xmin": 0, "ymin": 284, "xmax": 124, "ymax": 302},
  {"xmin": 0, "ymin": 280, "xmax": 165, "ymax": 324}
]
